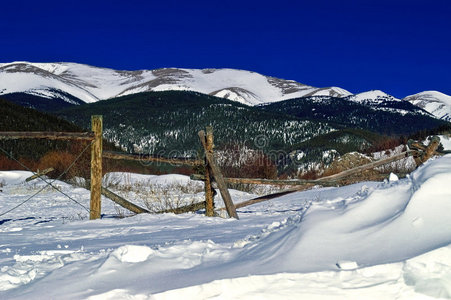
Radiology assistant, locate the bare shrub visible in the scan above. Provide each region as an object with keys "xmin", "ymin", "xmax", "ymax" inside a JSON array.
[
  {"xmin": 103, "ymin": 175, "xmax": 204, "ymax": 213},
  {"xmin": 37, "ymin": 151, "xmax": 78, "ymax": 180},
  {"xmin": 142, "ymin": 187, "xmax": 189, "ymax": 212},
  {"xmin": 217, "ymin": 143, "xmax": 278, "ymax": 179},
  {"xmin": 0, "ymin": 155, "xmax": 38, "ymax": 171}
]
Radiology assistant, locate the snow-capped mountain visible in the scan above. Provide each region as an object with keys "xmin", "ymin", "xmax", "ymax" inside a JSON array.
[
  {"xmin": 1, "ymin": 62, "xmax": 450, "ymax": 121},
  {"xmin": 0, "ymin": 62, "xmax": 351, "ymax": 106},
  {"xmin": 404, "ymin": 91, "xmax": 451, "ymax": 121}
]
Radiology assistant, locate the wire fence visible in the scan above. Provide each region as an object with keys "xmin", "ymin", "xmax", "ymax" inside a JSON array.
[{"xmin": 0, "ymin": 141, "xmax": 94, "ymax": 217}]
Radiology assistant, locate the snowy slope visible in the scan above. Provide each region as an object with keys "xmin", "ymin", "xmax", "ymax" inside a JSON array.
[
  {"xmin": 1, "ymin": 152, "xmax": 451, "ymax": 298},
  {"xmin": 0, "ymin": 62, "xmax": 352, "ymax": 106},
  {"xmin": 344, "ymin": 89, "xmax": 438, "ymax": 117},
  {"xmin": 346, "ymin": 89, "xmax": 398, "ymax": 103},
  {"xmin": 404, "ymin": 90, "xmax": 451, "ymax": 121}
]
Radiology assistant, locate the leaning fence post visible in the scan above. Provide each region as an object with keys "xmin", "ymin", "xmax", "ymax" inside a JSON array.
[
  {"xmin": 90, "ymin": 115, "xmax": 103, "ymax": 220},
  {"xmin": 199, "ymin": 128, "xmax": 238, "ymax": 219},
  {"xmin": 204, "ymin": 126, "xmax": 215, "ymax": 217}
]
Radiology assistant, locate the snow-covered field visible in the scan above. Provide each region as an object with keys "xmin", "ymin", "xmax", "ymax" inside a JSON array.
[{"xmin": 1, "ymin": 154, "xmax": 451, "ymax": 299}]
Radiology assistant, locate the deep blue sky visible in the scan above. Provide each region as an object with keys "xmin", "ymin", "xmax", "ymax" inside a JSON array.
[{"xmin": 1, "ymin": 0, "xmax": 450, "ymax": 98}]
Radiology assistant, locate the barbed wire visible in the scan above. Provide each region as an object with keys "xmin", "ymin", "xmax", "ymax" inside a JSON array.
[{"xmin": 0, "ymin": 141, "xmax": 94, "ymax": 217}]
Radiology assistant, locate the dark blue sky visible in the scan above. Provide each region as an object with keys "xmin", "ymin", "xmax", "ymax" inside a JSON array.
[{"xmin": 1, "ymin": 0, "xmax": 450, "ymax": 98}]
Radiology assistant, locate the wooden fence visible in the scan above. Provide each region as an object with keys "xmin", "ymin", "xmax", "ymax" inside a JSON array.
[{"xmin": 0, "ymin": 115, "xmax": 444, "ymax": 220}]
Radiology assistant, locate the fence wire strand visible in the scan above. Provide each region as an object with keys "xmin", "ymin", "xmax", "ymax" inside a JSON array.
[{"xmin": 0, "ymin": 140, "xmax": 94, "ymax": 217}]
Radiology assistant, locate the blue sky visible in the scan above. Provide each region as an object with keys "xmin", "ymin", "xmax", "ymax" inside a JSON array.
[{"xmin": 1, "ymin": 0, "xmax": 450, "ymax": 98}]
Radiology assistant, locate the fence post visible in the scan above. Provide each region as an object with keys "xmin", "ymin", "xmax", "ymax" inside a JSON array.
[
  {"xmin": 90, "ymin": 115, "xmax": 103, "ymax": 220},
  {"xmin": 204, "ymin": 126, "xmax": 215, "ymax": 216},
  {"xmin": 198, "ymin": 129, "xmax": 238, "ymax": 219}
]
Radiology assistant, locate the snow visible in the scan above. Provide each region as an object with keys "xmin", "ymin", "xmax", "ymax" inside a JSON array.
[
  {"xmin": 438, "ymin": 134, "xmax": 451, "ymax": 150},
  {"xmin": 0, "ymin": 155, "xmax": 451, "ymax": 298},
  {"xmin": 104, "ymin": 172, "xmax": 195, "ymax": 187},
  {"xmin": 404, "ymin": 91, "xmax": 451, "ymax": 121},
  {"xmin": 0, "ymin": 62, "xmax": 352, "ymax": 106},
  {"xmin": 0, "ymin": 72, "xmax": 100, "ymax": 103},
  {"xmin": 0, "ymin": 171, "xmax": 33, "ymax": 185},
  {"xmin": 335, "ymin": 260, "xmax": 359, "ymax": 270},
  {"xmin": 347, "ymin": 90, "xmax": 399, "ymax": 103},
  {"xmin": 389, "ymin": 172, "xmax": 399, "ymax": 182}
]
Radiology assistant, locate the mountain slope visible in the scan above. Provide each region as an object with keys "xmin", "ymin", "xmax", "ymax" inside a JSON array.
[
  {"xmin": 261, "ymin": 95, "xmax": 448, "ymax": 136},
  {"xmin": 0, "ymin": 62, "xmax": 352, "ymax": 106},
  {"xmin": 0, "ymin": 97, "xmax": 85, "ymax": 160},
  {"xmin": 0, "ymin": 91, "xmax": 85, "ymax": 112},
  {"xmin": 57, "ymin": 91, "xmax": 337, "ymax": 155},
  {"xmin": 404, "ymin": 91, "xmax": 451, "ymax": 121}
]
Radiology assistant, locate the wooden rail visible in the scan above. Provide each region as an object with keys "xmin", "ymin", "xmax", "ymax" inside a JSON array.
[
  {"xmin": 192, "ymin": 150, "xmax": 416, "ymax": 187},
  {"xmin": 101, "ymin": 187, "xmax": 150, "ymax": 214},
  {"xmin": 317, "ymin": 150, "xmax": 415, "ymax": 182},
  {"xmin": 219, "ymin": 188, "xmax": 305, "ymax": 211},
  {"xmin": 0, "ymin": 131, "xmax": 95, "ymax": 140},
  {"xmin": 156, "ymin": 201, "xmax": 207, "ymax": 214},
  {"xmin": 102, "ymin": 151, "xmax": 203, "ymax": 166},
  {"xmin": 101, "ymin": 186, "xmax": 205, "ymax": 215},
  {"xmin": 190, "ymin": 174, "xmax": 331, "ymax": 186},
  {"xmin": 25, "ymin": 168, "xmax": 54, "ymax": 182}
]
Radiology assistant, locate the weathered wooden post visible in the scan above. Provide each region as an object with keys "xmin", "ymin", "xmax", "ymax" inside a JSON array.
[
  {"xmin": 204, "ymin": 126, "xmax": 215, "ymax": 217},
  {"xmin": 421, "ymin": 136, "xmax": 441, "ymax": 165},
  {"xmin": 90, "ymin": 115, "xmax": 103, "ymax": 220},
  {"xmin": 199, "ymin": 128, "xmax": 238, "ymax": 219},
  {"xmin": 409, "ymin": 136, "xmax": 441, "ymax": 167}
]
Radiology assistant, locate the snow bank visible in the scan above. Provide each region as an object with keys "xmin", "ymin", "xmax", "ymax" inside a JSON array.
[
  {"xmin": 104, "ymin": 172, "xmax": 196, "ymax": 187},
  {"xmin": 245, "ymin": 155, "xmax": 451, "ymax": 274},
  {"xmin": 154, "ymin": 243, "xmax": 451, "ymax": 299},
  {"xmin": 0, "ymin": 171, "xmax": 34, "ymax": 185},
  {"xmin": 438, "ymin": 135, "xmax": 451, "ymax": 150}
]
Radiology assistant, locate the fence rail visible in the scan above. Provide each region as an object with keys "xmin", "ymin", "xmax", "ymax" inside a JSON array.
[
  {"xmin": 102, "ymin": 151, "xmax": 203, "ymax": 166},
  {"xmin": 191, "ymin": 150, "xmax": 416, "ymax": 187},
  {"xmin": 0, "ymin": 131, "xmax": 95, "ymax": 141}
]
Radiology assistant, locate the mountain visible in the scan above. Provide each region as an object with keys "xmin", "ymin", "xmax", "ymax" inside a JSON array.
[
  {"xmin": 404, "ymin": 91, "xmax": 451, "ymax": 121},
  {"xmin": 2, "ymin": 62, "xmax": 451, "ymax": 122},
  {"xmin": 0, "ymin": 62, "xmax": 351, "ymax": 107},
  {"xmin": 261, "ymin": 94, "xmax": 446, "ymax": 136}
]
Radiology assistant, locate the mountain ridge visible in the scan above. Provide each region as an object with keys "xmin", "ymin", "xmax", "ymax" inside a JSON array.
[
  {"xmin": 1, "ymin": 61, "xmax": 450, "ymax": 121},
  {"xmin": 0, "ymin": 61, "xmax": 351, "ymax": 106},
  {"xmin": 403, "ymin": 91, "xmax": 451, "ymax": 121}
]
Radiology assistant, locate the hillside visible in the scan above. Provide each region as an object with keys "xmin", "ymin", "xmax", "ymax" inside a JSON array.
[
  {"xmin": 0, "ymin": 97, "xmax": 85, "ymax": 160},
  {"xmin": 0, "ymin": 91, "xmax": 85, "ymax": 112},
  {"xmin": 261, "ymin": 95, "xmax": 448, "ymax": 136},
  {"xmin": 57, "ymin": 91, "xmax": 337, "ymax": 156},
  {"xmin": 56, "ymin": 90, "xmax": 451, "ymax": 176}
]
